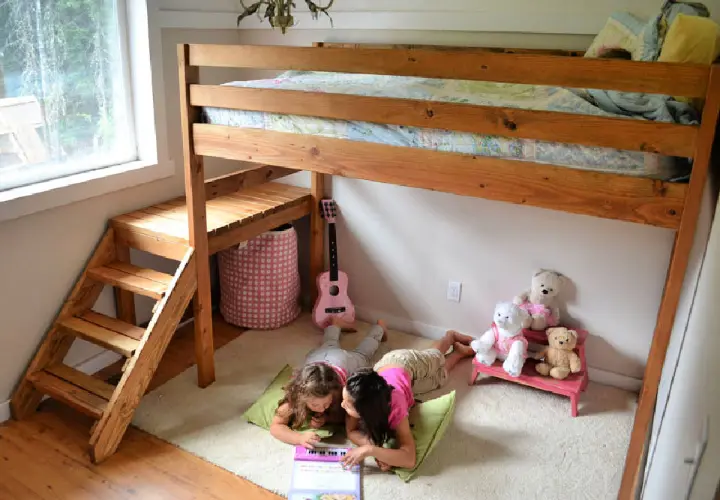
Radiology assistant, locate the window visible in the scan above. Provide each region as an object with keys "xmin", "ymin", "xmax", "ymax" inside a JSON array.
[{"xmin": 0, "ymin": 0, "xmax": 137, "ymax": 192}]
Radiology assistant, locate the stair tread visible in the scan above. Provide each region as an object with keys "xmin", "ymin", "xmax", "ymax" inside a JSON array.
[
  {"xmin": 80, "ymin": 311, "xmax": 145, "ymax": 341},
  {"xmin": 59, "ymin": 316, "xmax": 140, "ymax": 357},
  {"xmin": 45, "ymin": 363, "xmax": 115, "ymax": 400},
  {"xmin": 30, "ymin": 371, "xmax": 107, "ymax": 419},
  {"xmin": 105, "ymin": 262, "xmax": 174, "ymax": 285},
  {"xmin": 88, "ymin": 262, "xmax": 172, "ymax": 300}
]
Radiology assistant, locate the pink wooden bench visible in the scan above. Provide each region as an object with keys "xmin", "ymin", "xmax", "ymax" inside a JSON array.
[{"xmin": 469, "ymin": 328, "xmax": 589, "ymax": 417}]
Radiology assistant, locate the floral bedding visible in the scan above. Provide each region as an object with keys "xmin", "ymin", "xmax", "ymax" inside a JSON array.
[{"xmin": 202, "ymin": 70, "xmax": 685, "ymax": 180}]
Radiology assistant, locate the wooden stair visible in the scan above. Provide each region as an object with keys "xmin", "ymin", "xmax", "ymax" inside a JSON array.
[
  {"xmin": 9, "ymin": 180, "xmax": 311, "ymax": 463},
  {"xmin": 10, "ymin": 227, "xmax": 198, "ymax": 463}
]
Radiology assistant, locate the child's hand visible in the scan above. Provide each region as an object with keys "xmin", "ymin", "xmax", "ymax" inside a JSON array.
[
  {"xmin": 298, "ymin": 431, "xmax": 321, "ymax": 449},
  {"xmin": 341, "ymin": 445, "xmax": 373, "ymax": 469}
]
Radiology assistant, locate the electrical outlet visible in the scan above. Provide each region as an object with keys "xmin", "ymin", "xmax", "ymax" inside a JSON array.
[{"xmin": 447, "ymin": 281, "xmax": 462, "ymax": 302}]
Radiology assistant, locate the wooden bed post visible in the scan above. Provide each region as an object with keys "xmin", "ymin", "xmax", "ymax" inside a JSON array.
[
  {"xmin": 310, "ymin": 172, "xmax": 326, "ymax": 306},
  {"xmin": 618, "ymin": 65, "xmax": 720, "ymax": 499},
  {"xmin": 178, "ymin": 44, "xmax": 215, "ymax": 388}
]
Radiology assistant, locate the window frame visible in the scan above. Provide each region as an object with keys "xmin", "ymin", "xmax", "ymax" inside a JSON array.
[{"xmin": 0, "ymin": 0, "xmax": 173, "ymax": 222}]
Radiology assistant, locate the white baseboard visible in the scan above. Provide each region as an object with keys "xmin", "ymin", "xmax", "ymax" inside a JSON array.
[
  {"xmin": 355, "ymin": 306, "xmax": 642, "ymax": 393},
  {"xmin": 587, "ymin": 367, "xmax": 642, "ymax": 393},
  {"xmin": 0, "ymin": 399, "xmax": 10, "ymax": 423}
]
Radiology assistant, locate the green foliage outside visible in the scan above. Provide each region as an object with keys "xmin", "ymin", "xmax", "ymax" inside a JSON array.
[{"xmin": 0, "ymin": 0, "xmax": 120, "ymax": 161}]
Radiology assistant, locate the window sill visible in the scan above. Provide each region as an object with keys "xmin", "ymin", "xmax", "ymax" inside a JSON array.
[{"xmin": 0, "ymin": 159, "xmax": 175, "ymax": 223}]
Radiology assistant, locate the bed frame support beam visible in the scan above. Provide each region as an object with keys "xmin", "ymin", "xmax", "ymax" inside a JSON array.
[
  {"xmin": 178, "ymin": 44, "xmax": 215, "ymax": 388},
  {"xmin": 619, "ymin": 65, "xmax": 720, "ymax": 498}
]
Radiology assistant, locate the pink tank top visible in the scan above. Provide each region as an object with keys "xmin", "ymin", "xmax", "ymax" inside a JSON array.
[
  {"xmin": 492, "ymin": 323, "xmax": 529, "ymax": 357},
  {"xmin": 379, "ymin": 367, "xmax": 414, "ymax": 430}
]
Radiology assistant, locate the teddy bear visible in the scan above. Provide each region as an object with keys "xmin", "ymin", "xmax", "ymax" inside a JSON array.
[
  {"xmin": 513, "ymin": 269, "xmax": 565, "ymax": 331},
  {"xmin": 533, "ymin": 327, "xmax": 582, "ymax": 380},
  {"xmin": 471, "ymin": 302, "xmax": 531, "ymax": 378}
]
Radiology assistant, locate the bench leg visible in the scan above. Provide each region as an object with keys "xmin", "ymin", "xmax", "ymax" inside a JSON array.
[{"xmin": 570, "ymin": 394, "xmax": 579, "ymax": 417}]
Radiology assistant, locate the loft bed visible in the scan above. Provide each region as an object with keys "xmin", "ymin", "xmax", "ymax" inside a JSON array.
[{"xmin": 177, "ymin": 42, "xmax": 720, "ymax": 499}]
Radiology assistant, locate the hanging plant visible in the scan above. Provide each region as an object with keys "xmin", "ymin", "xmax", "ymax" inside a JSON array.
[{"xmin": 237, "ymin": 0, "xmax": 335, "ymax": 34}]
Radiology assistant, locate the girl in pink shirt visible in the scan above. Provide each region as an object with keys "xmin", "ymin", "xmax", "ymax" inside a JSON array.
[
  {"xmin": 340, "ymin": 329, "xmax": 474, "ymax": 471},
  {"xmin": 270, "ymin": 318, "xmax": 386, "ymax": 449}
]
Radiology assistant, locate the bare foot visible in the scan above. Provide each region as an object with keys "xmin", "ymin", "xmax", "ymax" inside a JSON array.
[
  {"xmin": 453, "ymin": 341, "xmax": 475, "ymax": 357},
  {"xmin": 447, "ymin": 329, "xmax": 475, "ymax": 346},
  {"xmin": 377, "ymin": 319, "xmax": 388, "ymax": 342}
]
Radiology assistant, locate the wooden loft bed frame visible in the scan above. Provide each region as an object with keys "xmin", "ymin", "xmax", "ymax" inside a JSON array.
[{"xmin": 177, "ymin": 42, "xmax": 720, "ymax": 499}]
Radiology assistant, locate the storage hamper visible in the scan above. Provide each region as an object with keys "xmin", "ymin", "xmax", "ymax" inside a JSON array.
[{"xmin": 218, "ymin": 223, "xmax": 301, "ymax": 329}]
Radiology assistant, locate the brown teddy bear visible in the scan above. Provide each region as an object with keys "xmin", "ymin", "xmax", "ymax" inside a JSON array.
[{"xmin": 533, "ymin": 327, "xmax": 582, "ymax": 380}]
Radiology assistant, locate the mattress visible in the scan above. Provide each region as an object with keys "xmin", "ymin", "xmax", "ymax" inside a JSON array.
[{"xmin": 202, "ymin": 71, "xmax": 688, "ymax": 181}]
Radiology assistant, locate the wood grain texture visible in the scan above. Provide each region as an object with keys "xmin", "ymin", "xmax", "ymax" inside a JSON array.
[
  {"xmin": 0, "ymin": 317, "xmax": 279, "ymax": 500},
  {"xmin": 179, "ymin": 43, "xmax": 215, "ymax": 389},
  {"xmin": 29, "ymin": 372, "xmax": 107, "ymax": 419},
  {"xmin": 87, "ymin": 265, "xmax": 168, "ymax": 300},
  {"xmin": 113, "ymin": 242, "xmax": 136, "ymax": 326},
  {"xmin": 618, "ymin": 65, "xmax": 720, "ymax": 500},
  {"xmin": 194, "ymin": 124, "xmax": 687, "ymax": 228},
  {"xmin": 209, "ymin": 200, "xmax": 311, "ymax": 255},
  {"xmin": 314, "ymin": 41, "xmax": 586, "ymax": 57},
  {"xmin": 45, "ymin": 363, "xmax": 115, "ymax": 400},
  {"xmin": 10, "ymin": 228, "xmax": 116, "ymax": 420},
  {"xmin": 80, "ymin": 311, "xmax": 146, "ymax": 341},
  {"xmin": 90, "ymin": 250, "xmax": 197, "ymax": 462},
  {"xmin": 310, "ymin": 172, "xmax": 325, "ymax": 306},
  {"xmin": 188, "ymin": 44, "xmax": 709, "ymax": 97},
  {"xmin": 191, "ymin": 85, "xmax": 697, "ymax": 157},
  {"xmin": 112, "ymin": 224, "xmax": 190, "ymax": 261},
  {"xmin": 58, "ymin": 317, "xmax": 140, "ymax": 357},
  {"xmin": 204, "ymin": 164, "xmax": 295, "ymax": 200}
]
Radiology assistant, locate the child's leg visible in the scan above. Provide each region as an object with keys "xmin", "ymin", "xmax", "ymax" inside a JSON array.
[
  {"xmin": 430, "ymin": 330, "xmax": 475, "ymax": 357},
  {"xmin": 304, "ymin": 324, "xmax": 342, "ymax": 364},
  {"xmin": 352, "ymin": 320, "xmax": 387, "ymax": 360}
]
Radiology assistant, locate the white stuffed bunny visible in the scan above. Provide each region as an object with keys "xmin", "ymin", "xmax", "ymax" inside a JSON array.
[{"xmin": 471, "ymin": 302, "xmax": 531, "ymax": 378}]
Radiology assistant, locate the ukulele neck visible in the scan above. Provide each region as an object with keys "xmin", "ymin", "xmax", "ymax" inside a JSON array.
[{"xmin": 328, "ymin": 222, "xmax": 339, "ymax": 282}]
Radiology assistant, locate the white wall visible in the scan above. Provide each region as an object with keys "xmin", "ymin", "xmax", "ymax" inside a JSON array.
[
  {"xmin": 2, "ymin": 0, "xmax": 719, "ymax": 410},
  {"xmin": 641, "ymin": 193, "xmax": 720, "ymax": 500}
]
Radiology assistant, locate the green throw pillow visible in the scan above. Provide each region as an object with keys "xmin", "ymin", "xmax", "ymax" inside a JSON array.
[
  {"xmin": 242, "ymin": 364, "xmax": 335, "ymax": 437},
  {"xmin": 386, "ymin": 390, "xmax": 457, "ymax": 482}
]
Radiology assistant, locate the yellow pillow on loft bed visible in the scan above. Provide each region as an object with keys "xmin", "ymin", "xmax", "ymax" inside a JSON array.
[{"xmin": 658, "ymin": 13, "xmax": 720, "ymax": 106}]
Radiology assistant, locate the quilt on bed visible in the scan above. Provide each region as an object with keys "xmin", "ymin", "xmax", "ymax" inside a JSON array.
[{"xmin": 202, "ymin": 71, "xmax": 689, "ymax": 180}]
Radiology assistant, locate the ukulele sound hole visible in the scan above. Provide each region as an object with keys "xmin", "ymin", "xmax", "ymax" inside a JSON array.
[{"xmin": 329, "ymin": 285, "xmax": 340, "ymax": 296}]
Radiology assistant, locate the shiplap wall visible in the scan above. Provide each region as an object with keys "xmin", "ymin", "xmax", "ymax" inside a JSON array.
[{"xmin": 158, "ymin": 0, "xmax": 720, "ymax": 32}]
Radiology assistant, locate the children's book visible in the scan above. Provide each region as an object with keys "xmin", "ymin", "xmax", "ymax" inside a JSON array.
[{"xmin": 288, "ymin": 445, "xmax": 362, "ymax": 500}]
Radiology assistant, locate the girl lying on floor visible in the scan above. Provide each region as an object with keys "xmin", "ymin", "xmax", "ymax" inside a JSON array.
[
  {"xmin": 339, "ymin": 330, "xmax": 475, "ymax": 471},
  {"xmin": 270, "ymin": 318, "xmax": 387, "ymax": 449}
]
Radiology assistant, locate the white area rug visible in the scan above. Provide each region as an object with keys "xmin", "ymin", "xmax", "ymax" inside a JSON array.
[{"xmin": 132, "ymin": 315, "xmax": 637, "ymax": 500}]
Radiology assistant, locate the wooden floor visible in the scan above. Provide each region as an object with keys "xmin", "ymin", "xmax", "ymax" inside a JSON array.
[{"xmin": 0, "ymin": 315, "xmax": 282, "ymax": 500}]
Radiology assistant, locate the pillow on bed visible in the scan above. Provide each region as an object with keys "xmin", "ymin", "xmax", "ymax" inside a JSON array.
[
  {"xmin": 242, "ymin": 364, "xmax": 336, "ymax": 437},
  {"xmin": 385, "ymin": 390, "xmax": 457, "ymax": 482},
  {"xmin": 659, "ymin": 14, "xmax": 720, "ymax": 105},
  {"xmin": 584, "ymin": 12, "xmax": 658, "ymax": 61}
]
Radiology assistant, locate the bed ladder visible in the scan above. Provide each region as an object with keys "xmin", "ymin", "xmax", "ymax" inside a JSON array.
[{"xmin": 10, "ymin": 227, "xmax": 197, "ymax": 463}]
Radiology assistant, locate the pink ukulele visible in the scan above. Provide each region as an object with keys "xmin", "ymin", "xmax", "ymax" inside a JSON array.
[{"xmin": 313, "ymin": 199, "xmax": 355, "ymax": 329}]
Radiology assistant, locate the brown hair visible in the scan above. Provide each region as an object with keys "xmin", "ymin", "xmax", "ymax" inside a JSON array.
[{"xmin": 278, "ymin": 363, "xmax": 343, "ymax": 429}]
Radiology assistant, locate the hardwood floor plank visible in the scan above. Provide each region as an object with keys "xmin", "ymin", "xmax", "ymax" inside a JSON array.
[{"xmin": 0, "ymin": 317, "xmax": 279, "ymax": 500}]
